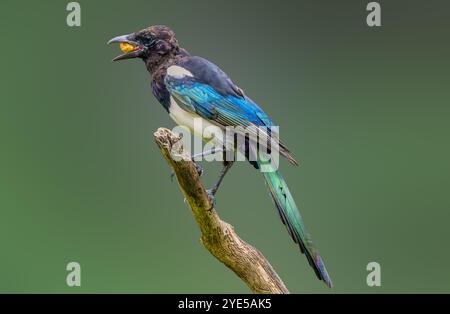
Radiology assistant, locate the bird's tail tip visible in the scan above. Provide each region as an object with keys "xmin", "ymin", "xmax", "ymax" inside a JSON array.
[{"xmin": 316, "ymin": 255, "xmax": 333, "ymax": 288}]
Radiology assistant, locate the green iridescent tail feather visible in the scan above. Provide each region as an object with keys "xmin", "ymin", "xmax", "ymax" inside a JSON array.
[{"xmin": 260, "ymin": 164, "xmax": 333, "ymax": 288}]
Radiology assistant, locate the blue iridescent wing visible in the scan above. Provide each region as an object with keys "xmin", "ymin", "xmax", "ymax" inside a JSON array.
[{"xmin": 165, "ymin": 57, "xmax": 298, "ymax": 165}]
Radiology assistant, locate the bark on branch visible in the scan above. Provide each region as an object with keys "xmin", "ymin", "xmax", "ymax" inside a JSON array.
[{"xmin": 153, "ymin": 127, "xmax": 289, "ymax": 294}]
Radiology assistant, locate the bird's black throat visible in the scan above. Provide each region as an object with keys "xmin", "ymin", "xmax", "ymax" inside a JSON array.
[{"xmin": 145, "ymin": 48, "xmax": 189, "ymax": 112}]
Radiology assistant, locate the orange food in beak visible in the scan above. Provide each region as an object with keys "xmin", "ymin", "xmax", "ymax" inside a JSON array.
[{"xmin": 120, "ymin": 42, "xmax": 136, "ymax": 53}]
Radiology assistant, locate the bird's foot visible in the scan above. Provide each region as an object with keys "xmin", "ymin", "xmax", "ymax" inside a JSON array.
[
  {"xmin": 205, "ymin": 189, "xmax": 216, "ymax": 212},
  {"xmin": 193, "ymin": 161, "xmax": 204, "ymax": 177},
  {"xmin": 170, "ymin": 161, "xmax": 203, "ymax": 181}
]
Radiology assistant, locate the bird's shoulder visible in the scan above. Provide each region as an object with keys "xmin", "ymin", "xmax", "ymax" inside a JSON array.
[
  {"xmin": 166, "ymin": 56, "xmax": 272, "ymax": 127},
  {"xmin": 168, "ymin": 56, "xmax": 245, "ymax": 99}
]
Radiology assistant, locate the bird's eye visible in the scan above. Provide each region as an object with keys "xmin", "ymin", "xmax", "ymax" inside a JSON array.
[{"xmin": 120, "ymin": 42, "xmax": 137, "ymax": 53}]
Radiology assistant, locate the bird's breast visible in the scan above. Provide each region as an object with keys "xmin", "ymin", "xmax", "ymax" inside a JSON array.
[{"xmin": 168, "ymin": 96, "xmax": 224, "ymax": 145}]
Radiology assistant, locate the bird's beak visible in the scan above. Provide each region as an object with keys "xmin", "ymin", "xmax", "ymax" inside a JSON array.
[{"xmin": 107, "ymin": 34, "xmax": 144, "ymax": 61}]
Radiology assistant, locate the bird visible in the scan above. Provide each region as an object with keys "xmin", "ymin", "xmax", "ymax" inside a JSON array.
[{"xmin": 108, "ymin": 25, "xmax": 332, "ymax": 288}]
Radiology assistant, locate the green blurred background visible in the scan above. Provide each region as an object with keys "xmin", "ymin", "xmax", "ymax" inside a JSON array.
[{"xmin": 1, "ymin": 0, "xmax": 449, "ymax": 293}]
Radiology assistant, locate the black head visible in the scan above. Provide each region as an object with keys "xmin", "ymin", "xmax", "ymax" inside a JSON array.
[{"xmin": 108, "ymin": 25, "xmax": 179, "ymax": 62}]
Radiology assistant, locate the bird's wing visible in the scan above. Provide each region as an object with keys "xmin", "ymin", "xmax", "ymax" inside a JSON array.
[{"xmin": 165, "ymin": 56, "xmax": 298, "ymax": 166}]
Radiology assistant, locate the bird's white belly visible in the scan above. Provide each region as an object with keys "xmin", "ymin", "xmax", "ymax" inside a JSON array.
[{"xmin": 168, "ymin": 97, "xmax": 225, "ymax": 146}]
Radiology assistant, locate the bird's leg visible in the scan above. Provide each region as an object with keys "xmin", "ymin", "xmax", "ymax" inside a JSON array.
[
  {"xmin": 170, "ymin": 147, "xmax": 223, "ymax": 181},
  {"xmin": 206, "ymin": 161, "xmax": 234, "ymax": 210},
  {"xmin": 190, "ymin": 147, "xmax": 223, "ymax": 161}
]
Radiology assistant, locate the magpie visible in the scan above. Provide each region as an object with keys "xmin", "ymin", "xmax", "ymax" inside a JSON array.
[{"xmin": 108, "ymin": 25, "xmax": 332, "ymax": 287}]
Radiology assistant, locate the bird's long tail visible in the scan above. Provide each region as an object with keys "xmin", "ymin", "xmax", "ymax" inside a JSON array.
[{"xmin": 260, "ymin": 163, "xmax": 333, "ymax": 288}]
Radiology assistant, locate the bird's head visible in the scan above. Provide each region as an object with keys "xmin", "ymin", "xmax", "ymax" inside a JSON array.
[{"xmin": 108, "ymin": 25, "xmax": 180, "ymax": 62}]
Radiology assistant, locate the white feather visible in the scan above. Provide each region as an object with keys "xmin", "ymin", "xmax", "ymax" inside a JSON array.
[{"xmin": 166, "ymin": 65, "xmax": 193, "ymax": 79}]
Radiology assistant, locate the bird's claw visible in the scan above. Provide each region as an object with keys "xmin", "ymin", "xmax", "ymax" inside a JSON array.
[
  {"xmin": 194, "ymin": 161, "xmax": 204, "ymax": 177},
  {"xmin": 206, "ymin": 189, "xmax": 216, "ymax": 211},
  {"xmin": 170, "ymin": 162, "xmax": 203, "ymax": 181}
]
